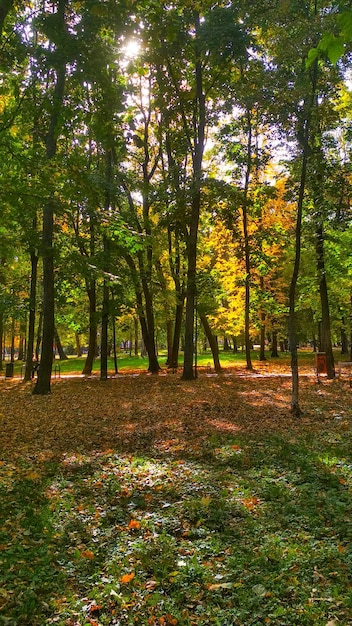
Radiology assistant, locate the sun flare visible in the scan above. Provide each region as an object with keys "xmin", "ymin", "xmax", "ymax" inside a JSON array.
[{"xmin": 123, "ymin": 39, "xmax": 141, "ymax": 59}]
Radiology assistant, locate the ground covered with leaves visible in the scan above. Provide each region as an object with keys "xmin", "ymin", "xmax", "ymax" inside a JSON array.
[{"xmin": 0, "ymin": 364, "xmax": 351, "ymax": 625}]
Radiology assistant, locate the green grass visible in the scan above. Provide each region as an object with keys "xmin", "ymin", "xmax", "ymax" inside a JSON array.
[
  {"xmin": 5, "ymin": 348, "xmax": 319, "ymax": 377},
  {"xmin": 1, "ymin": 424, "xmax": 351, "ymax": 624}
]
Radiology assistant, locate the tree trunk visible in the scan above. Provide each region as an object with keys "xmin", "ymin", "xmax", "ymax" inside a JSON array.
[
  {"xmin": 167, "ymin": 227, "xmax": 185, "ymax": 371},
  {"xmin": 340, "ymin": 319, "xmax": 348, "ymax": 355},
  {"xmin": 82, "ymin": 282, "xmax": 97, "ymax": 375},
  {"xmin": 350, "ymin": 293, "xmax": 352, "ymax": 361},
  {"xmin": 139, "ymin": 266, "xmax": 160, "ymax": 373},
  {"xmin": 224, "ymin": 335, "xmax": 231, "ymax": 351},
  {"xmin": 182, "ymin": 11, "xmax": 205, "ymax": 380},
  {"xmin": 182, "ymin": 190, "xmax": 200, "ymax": 379},
  {"xmin": 0, "ymin": 310, "xmax": 3, "ymax": 371},
  {"xmin": 288, "ymin": 60, "xmax": 318, "ymax": 417},
  {"xmin": 33, "ymin": 0, "xmax": 67, "ymax": 395},
  {"xmin": 134, "ymin": 316, "xmax": 138, "ymax": 356},
  {"xmin": 200, "ymin": 314, "xmax": 222, "ymax": 373},
  {"xmin": 316, "ymin": 223, "xmax": 335, "ymax": 378},
  {"xmin": 35, "ymin": 309, "xmax": 42, "ymax": 362},
  {"xmin": 32, "ymin": 198, "xmax": 55, "ymax": 395},
  {"xmin": 18, "ymin": 323, "xmax": 25, "ymax": 361},
  {"xmin": 232, "ymin": 336, "xmax": 238, "ymax": 353},
  {"xmin": 75, "ymin": 332, "xmax": 82, "ymax": 357},
  {"xmin": 54, "ymin": 327, "xmax": 68, "ymax": 360},
  {"xmin": 259, "ymin": 278, "xmax": 267, "ymax": 361},
  {"xmin": 100, "ymin": 241, "xmax": 109, "ymax": 381},
  {"xmin": 10, "ymin": 318, "xmax": 15, "ymax": 362},
  {"xmin": 112, "ymin": 315, "xmax": 118, "ymax": 375},
  {"xmin": 271, "ymin": 329, "xmax": 279, "ymax": 358},
  {"xmin": 288, "ymin": 146, "xmax": 309, "ymax": 415},
  {"xmin": 170, "ymin": 298, "xmax": 184, "ymax": 370},
  {"xmin": 242, "ymin": 107, "xmax": 253, "ymax": 371},
  {"xmin": 259, "ymin": 316, "xmax": 266, "ymax": 361},
  {"xmin": 166, "ymin": 319, "xmax": 173, "ymax": 366},
  {"xmin": 101, "ymin": 141, "xmax": 113, "ymax": 381}
]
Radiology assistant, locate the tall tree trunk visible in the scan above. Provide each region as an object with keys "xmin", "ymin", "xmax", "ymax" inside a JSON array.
[
  {"xmin": 350, "ymin": 293, "xmax": 352, "ymax": 361},
  {"xmin": 288, "ymin": 58, "xmax": 318, "ymax": 417},
  {"xmin": 125, "ymin": 252, "xmax": 160, "ymax": 372},
  {"xmin": 139, "ymin": 263, "xmax": 160, "ymax": 373},
  {"xmin": 200, "ymin": 314, "xmax": 222, "ymax": 373},
  {"xmin": 182, "ymin": 12, "xmax": 205, "ymax": 380},
  {"xmin": 289, "ymin": 133, "xmax": 310, "ymax": 415},
  {"xmin": 35, "ymin": 308, "xmax": 43, "ymax": 362},
  {"xmin": 259, "ymin": 277, "xmax": 267, "ymax": 361},
  {"xmin": 134, "ymin": 316, "xmax": 138, "ymax": 356},
  {"xmin": 33, "ymin": 0, "xmax": 66, "ymax": 395},
  {"xmin": 170, "ymin": 298, "xmax": 184, "ymax": 370},
  {"xmin": 0, "ymin": 310, "xmax": 3, "ymax": 371},
  {"xmin": 10, "ymin": 318, "xmax": 15, "ymax": 362},
  {"xmin": 100, "ymin": 236, "xmax": 110, "ymax": 381},
  {"xmin": 271, "ymin": 328, "xmax": 279, "ymax": 357},
  {"xmin": 232, "ymin": 336, "xmax": 238, "ymax": 353},
  {"xmin": 259, "ymin": 315, "xmax": 266, "ymax": 361},
  {"xmin": 340, "ymin": 319, "xmax": 348, "ymax": 355},
  {"xmin": 18, "ymin": 322, "xmax": 25, "ymax": 361},
  {"xmin": 54, "ymin": 327, "xmax": 68, "ymax": 360},
  {"xmin": 112, "ymin": 316, "xmax": 118, "ymax": 375},
  {"xmin": 101, "ymin": 143, "xmax": 113, "ymax": 381},
  {"xmin": 289, "ymin": 154, "xmax": 309, "ymax": 416},
  {"xmin": 316, "ymin": 223, "xmax": 335, "ymax": 378},
  {"xmin": 167, "ymin": 228, "xmax": 185, "ymax": 371},
  {"xmin": 182, "ymin": 189, "xmax": 201, "ymax": 379},
  {"xmin": 242, "ymin": 106, "xmax": 253, "ymax": 370},
  {"xmin": 166, "ymin": 319, "xmax": 173, "ymax": 366},
  {"xmin": 75, "ymin": 332, "xmax": 82, "ymax": 357},
  {"xmin": 82, "ymin": 284, "xmax": 97, "ymax": 375}
]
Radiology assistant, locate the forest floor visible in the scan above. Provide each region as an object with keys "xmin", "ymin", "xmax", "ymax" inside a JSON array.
[{"xmin": 0, "ymin": 361, "xmax": 351, "ymax": 625}]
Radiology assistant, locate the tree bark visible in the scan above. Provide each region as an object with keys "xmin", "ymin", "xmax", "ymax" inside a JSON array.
[
  {"xmin": 0, "ymin": 310, "xmax": 3, "ymax": 371},
  {"xmin": 315, "ymin": 223, "xmax": 335, "ymax": 378},
  {"xmin": 288, "ymin": 131, "xmax": 310, "ymax": 416},
  {"xmin": 134, "ymin": 316, "xmax": 138, "ymax": 356},
  {"xmin": 271, "ymin": 329, "xmax": 279, "ymax": 358},
  {"xmin": 33, "ymin": 0, "xmax": 67, "ymax": 395},
  {"xmin": 288, "ymin": 59, "xmax": 318, "ymax": 417},
  {"xmin": 182, "ymin": 11, "xmax": 205, "ymax": 380},
  {"xmin": 24, "ymin": 248, "xmax": 38, "ymax": 380},
  {"xmin": 100, "ymin": 236, "xmax": 109, "ymax": 381},
  {"xmin": 54, "ymin": 327, "xmax": 68, "ymax": 360},
  {"xmin": 182, "ymin": 188, "xmax": 201, "ymax": 379},
  {"xmin": 82, "ymin": 282, "xmax": 97, "ymax": 375},
  {"xmin": 242, "ymin": 107, "xmax": 253, "ymax": 371},
  {"xmin": 200, "ymin": 314, "xmax": 222, "ymax": 373},
  {"xmin": 170, "ymin": 297, "xmax": 184, "ymax": 370},
  {"xmin": 75, "ymin": 332, "xmax": 82, "ymax": 357},
  {"xmin": 35, "ymin": 309, "xmax": 42, "ymax": 362},
  {"xmin": 340, "ymin": 319, "xmax": 348, "ymax": 355}
]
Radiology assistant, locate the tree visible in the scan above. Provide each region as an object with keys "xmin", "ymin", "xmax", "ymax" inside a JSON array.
[{"xmin": 33, "ymin": 0, "xmax": 68, "ymax": 394}]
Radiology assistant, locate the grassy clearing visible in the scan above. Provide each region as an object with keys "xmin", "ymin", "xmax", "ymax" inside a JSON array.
[
  {"xmin": 4, "ymin": 348, "xmax": 320, "ymax": 378},
  {"xmin": 0, "ymin": 368, "xmax": 351, "ymax": 625}
]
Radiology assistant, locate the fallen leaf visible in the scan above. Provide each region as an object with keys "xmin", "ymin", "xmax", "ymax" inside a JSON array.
[
  {"xmin": 80, "ymin": 550, "xmax": 94, "ymax": 559},
  {"xmin": 120, "ymin": 572, "xmax": 135, "ymax": 584},
  {"xmin": 241, "ymin": 497, "xmax": 260, "ymax": 510},
  {"xmin": 128, "ymin": 519, "xmax": 141, "ymax": 529}
]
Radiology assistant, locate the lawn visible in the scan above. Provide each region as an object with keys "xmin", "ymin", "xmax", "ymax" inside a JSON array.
[
  {"xmin": 0, "ymin": 360, "xmax": 351, "ymax": 625},
  {"xmin": 3, "ymin": 347, "xmax": 318, "ymax": 377}
]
